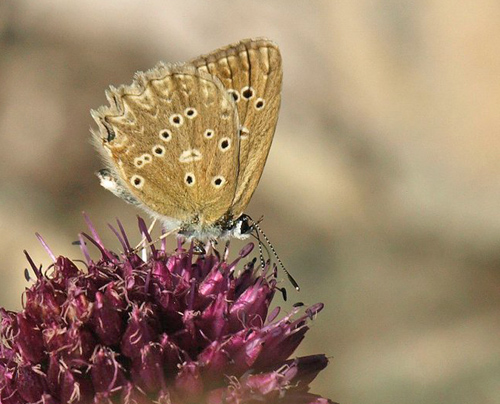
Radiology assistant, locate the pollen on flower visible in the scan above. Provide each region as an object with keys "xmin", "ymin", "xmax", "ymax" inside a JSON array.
[{"xmin": 0, "ymin": 216, "xmax": 333, "ymax": 404}]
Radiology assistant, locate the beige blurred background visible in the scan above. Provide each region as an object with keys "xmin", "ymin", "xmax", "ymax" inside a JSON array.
[{"xmin": 1, "ymin": 1, "xmax": 500, "ymax": 403}]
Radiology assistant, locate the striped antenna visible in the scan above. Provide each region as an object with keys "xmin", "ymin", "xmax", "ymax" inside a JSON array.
[{"xmin": 253, "ymin": 221, "xmax": 300, "ymax": 291}]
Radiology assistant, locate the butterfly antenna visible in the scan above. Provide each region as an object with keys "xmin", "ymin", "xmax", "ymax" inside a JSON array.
[
  {"xmin": 253, "ymin": 221, "xmax": 300, "ymax": 291},
  {"xmin": 250, "ymin": 231, "xmax": 266, "ymax": 269}
]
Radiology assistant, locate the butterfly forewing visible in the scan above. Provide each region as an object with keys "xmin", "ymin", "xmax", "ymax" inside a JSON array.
[
  {"xmin": 190, "ymin": 38, "xmax": 283, "ymax": 218},
  {"xmin": 92, "ymin": 64, "xmax": 240, "ymax": 225}
]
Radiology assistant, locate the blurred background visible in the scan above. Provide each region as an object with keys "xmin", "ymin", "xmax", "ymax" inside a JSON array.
[{"xmin": 1, "ymin": 1, "xmax": 500, "ymax": 403}]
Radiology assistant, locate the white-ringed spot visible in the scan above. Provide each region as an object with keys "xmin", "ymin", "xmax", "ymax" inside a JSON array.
[
  {"xmin": 228, "ymin": 89, "xmax": 240, "ymax": 102},
  {"xmin": 184, "ymin": 172, "xmax": 195, "ymax": 187},
  {"xmin": 254, "ymin": 98, "xmax": 265, "ymax": 110},
  {"xmin": 218, "ymin": 137, "xmax": 231, "ymax": 152},
  {"xmin": 239, "ymin": 127, "xmax": 250, "ymax": 140},
  {"xmin": 179, "ymin": 149, "xmax": 202, "ymax": 163},
  {"xmin": 204, "ymin": 129, "xmax": 214, "ymax": 139},
  {"xmin": 135, "ymin": 154, "xmax": 152, "ymax": 167},
  {"xmin": 241, "ymin": 86, "xmax": 255, "ymax": 100},
  {"xmin": 184, "ymin": 107, "xmax": 198, "ymax": 119},
  {"xmin": 169, "ymin": 114, "xmax": 183, "ymax": 127},
  {"xmin": 152, "ymin": 145, "xmax": 165, "ymax": 156},
  {"xmin": 159, "ymin": 129, "xmax": 172, "ymax": 142},
  {"xmin": 131, "ymin": 175, "xmax": 145, "ymax": 189},
  {"xmin": 134, "ymin": 157, "xmax": 144, "ymax": 168},
  {"xmin": 212, "ymin": 175, "xmax": 226, "ymax": 188}
]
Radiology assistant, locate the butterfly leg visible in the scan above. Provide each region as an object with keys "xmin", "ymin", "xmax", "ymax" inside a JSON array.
[{"xmin": 192, "ymin": 239, "xmax": 207, "ymax": 255}]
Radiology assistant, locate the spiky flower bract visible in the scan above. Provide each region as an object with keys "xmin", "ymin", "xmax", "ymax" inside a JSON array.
[{"xmin": 0, "ymin": 217, "xmax": 333, "ymax": 404}]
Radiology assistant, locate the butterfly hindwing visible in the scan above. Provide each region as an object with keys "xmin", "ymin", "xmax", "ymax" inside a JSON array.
[{"xmin": 91, "ymin": 64, "xmax": 240, "ymax": 225}]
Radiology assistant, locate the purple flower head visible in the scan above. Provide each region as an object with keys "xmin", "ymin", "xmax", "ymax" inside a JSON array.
[{"xmin": 0, "ymin": 217, "xmax": 334, "ymax": 403}]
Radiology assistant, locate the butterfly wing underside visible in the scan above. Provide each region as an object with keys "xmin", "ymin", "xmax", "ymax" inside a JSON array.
[
  {"xmin": 91, "ymin": 64, "xmax": 240, "ymax": 225},
  {"xmin": 190, "ymin": 38, "xmax": 283, "ymax": 219}
]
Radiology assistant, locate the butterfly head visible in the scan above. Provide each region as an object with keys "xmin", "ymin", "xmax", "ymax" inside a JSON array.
[
  {"xmin": 175, "ymin": 213, "xmax": 255, "ymax": 241},
  {"xmin": 231, "ymin": 214, "xmax": 256, "ymax": 239}
]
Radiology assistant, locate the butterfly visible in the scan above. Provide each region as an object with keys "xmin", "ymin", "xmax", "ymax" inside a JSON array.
[{"xmin": 91, "ymin": 38, "xmax": 282, "ymax": 241}]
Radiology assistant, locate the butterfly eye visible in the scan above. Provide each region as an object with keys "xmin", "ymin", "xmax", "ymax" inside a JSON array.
[
  {"xmin": 152, "ymin": 145, "xmax": 165, "ymax": 156},
  {"xmin": 239, "ymin": 216, "xmax": 253, "ymax": 234},
  {"xmin": 131, "ymin": 175, "xmax": 145, "ymax": 189},
  {"xmin": 241, "ymin": 86, "xmax": 254, "ymax": 100},
  {"xmin": 159, "ymin": 129, "xmax": 172, "ymax": 142},
  {"xmin": 204, "ymin": 129, "xmax": 214, "ymax": 139},
  {"xmin": 184, "ymin": 173, "xmax": 196, "ymax": 187},
  {"xmin": 254, "ymin": 98, "xmax": 265, "ymax": 110},
  {"xmin": 228, "ymin": 89, "xmax": 240, "ymax": 102},
  {"xmin": 184, "ymin": 108, "xmax": 198, "ymax": 119},
  {"xmin": 169, "ymin": 114, "xmax": 184, "ymax": 127},
  {"xmin": 218, "ymin": 137, "xmax": 231, "ymax": 152}
]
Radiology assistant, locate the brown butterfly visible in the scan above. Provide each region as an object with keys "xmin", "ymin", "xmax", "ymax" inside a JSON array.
[{"xmin": 91, "ymin": 38, "xmax": 282, "ymax": 241}]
